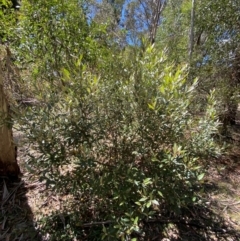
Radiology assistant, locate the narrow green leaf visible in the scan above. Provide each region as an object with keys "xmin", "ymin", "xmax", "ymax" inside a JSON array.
[
  {"xmin": 139, "ymin": 197, "xmax": 148, "ymax": 202},
  {"xmin": 146, "ymin": 201, "xmax": 152, "ymax": 208},
  {"xmin": 134, "ymin": 216, "xmax": 139, "ymax": 225},
  {"xmin": 159, "ymin": 85, "xmax": 165, "ymax": 94},
  {"xmin": 148, "ymin": 103, "xmax": 155, "ymax": 110},
  {"xmin": 197, "ymin": 173, "xmax": 205, "ymax": 181},
  {"xmin": 61, "ymin": 68, "xmax": 70, "ymax": 80},
  {"xmin": 158, "ymin": 191, "xmax": 163, "ymax": 197},
  {"xmin": 143, "ymin": 178, "xmax": 152, "ymax": 185},
  {"xmin": 152, "ymin": 200, "xmax": 159, "ymax": 206}
]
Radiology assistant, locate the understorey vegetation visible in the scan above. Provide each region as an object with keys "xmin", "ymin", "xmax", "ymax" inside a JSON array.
[
  {"xmin": 1, "ymin": 0, "xmax": 240, "ymax": 240},
  {"xmin": 22, "ymin": 52, "xmax": 221, "ymax": 240},
  {"xmin": 16, "ymin": 2, "xmax": 221, "ymax": 239}
]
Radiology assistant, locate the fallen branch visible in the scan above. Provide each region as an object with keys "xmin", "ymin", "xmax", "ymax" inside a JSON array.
[
  {"xmin": 82, "ymin": 220, "xmax": 114, "ymax": 227},
  {"xmin": 78, "ymin": 217, "xmax": 231, "ymax": 234}
]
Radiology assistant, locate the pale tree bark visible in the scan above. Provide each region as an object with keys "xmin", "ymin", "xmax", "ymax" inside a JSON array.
[
  {"xmin": 189, "ymin": 0, "xmax": 195, "ymax": 62},
  {"xmin": 0, "ymin": 56, "xmax": 20, "ymax": 178}
]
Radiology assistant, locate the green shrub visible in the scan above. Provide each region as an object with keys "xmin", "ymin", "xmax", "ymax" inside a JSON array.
[{"xmin": 20, "ymin": 45, "xmax": 221, "ymax": 240}]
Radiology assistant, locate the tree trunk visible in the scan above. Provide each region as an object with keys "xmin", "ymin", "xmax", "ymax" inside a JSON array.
[
  {"xmin": 0, "ymin": 59, "xmax": 20, "ymax": 178},
  {"xmin": 148, "ymin": 0, "xmax": 165, "ymax": 44},
  {"xmin": 189, "ymin": 0, "xmax": 195, "ymax": 62}
]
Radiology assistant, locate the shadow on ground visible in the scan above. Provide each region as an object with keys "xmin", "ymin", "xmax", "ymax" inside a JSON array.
[
  {"xmin": 0, "ymin": 130, "xmax": 42, "ymax": 241},
  {"xmin": 142, "ymin": 198, "xmax": 240, "ymax": 241},
  {"xmin": 0, "ymin": 178, "xmax": 41, "ymax": 241}
]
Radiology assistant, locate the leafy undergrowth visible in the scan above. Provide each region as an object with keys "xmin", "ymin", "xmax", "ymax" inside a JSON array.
[{"xmin": 0, "ymin": 130, "xmax": 239, "ymax": 241}]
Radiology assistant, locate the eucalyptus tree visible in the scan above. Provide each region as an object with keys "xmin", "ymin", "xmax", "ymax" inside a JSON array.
[
  {"xmin": 0, "ymin": 0, "xmax": 21, "ymax": 178},
  {"xmin": 0, "ymin": 49, "xmax": 20, "ymax": 178},
  {"xmin": 194, "ymin": 0, "xmax": 240, "ymax": 128},
  {"xmin": 156, "ymin": 0, "xmax": 193, "ymax": 64},
  {"xmin": 87, "ymin": 0, "xmax": 166, "ymax": 46},
  {"xmin": 123, "ymin": 0, "xmax": 166, "ymax": 44},
  {"xmin": 155, "ymin": 0, "xmax": 240, "ymax": 130},
  {"xmin": 189, "ymin": 0, "xmax": 195, "ymax": 61}
]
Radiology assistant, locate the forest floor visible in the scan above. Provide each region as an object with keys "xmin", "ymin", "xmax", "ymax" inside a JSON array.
[{"xmin": 1, "ymin": 123, "xmax": 240, "ymax": 240}]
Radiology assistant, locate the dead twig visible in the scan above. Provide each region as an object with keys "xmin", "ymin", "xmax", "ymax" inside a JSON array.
[
  {"xmin": 24, "ymin": 181, "xmax": 44, "ymax": 190},
  {"xmin": 82, "ymin": 220, "xmax": 114, "ymax": 227},
  {"xmin": 1, "ymin": 181, "xmax": 23, "ymax": 207},
  {"xmin": 0, "ymin": 228, "xmax": 10, "ymax": 240}
]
